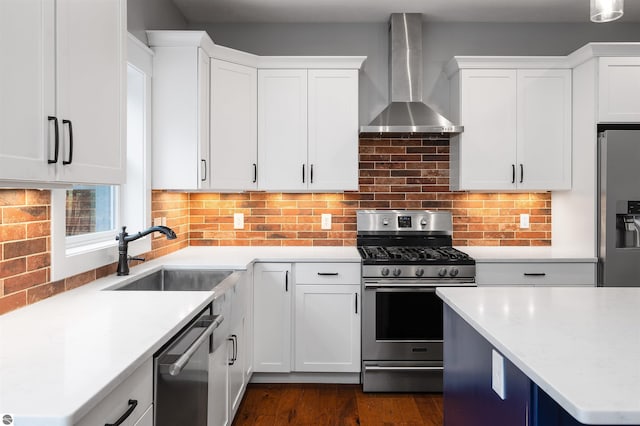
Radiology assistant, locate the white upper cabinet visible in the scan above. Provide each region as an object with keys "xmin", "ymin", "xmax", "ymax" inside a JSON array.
[
  {"xmin": 148, "ymin": 31, "xmax": 213, "ymax": 190},
  {"xmin": 598, "ymin": 57, "xmax": 640, "ymax": 123},
  {"xmin": 448, "ymin": 60, "xmax": 571, "ymax": 191},
  {"xmin": 210, "ymin": 59, "xmax": 258, "ymax": 191},
  {"xmin": 308, "ymin": 69, "xmax": 359, "ymax": 191},
  {"xmin": 0, "ymin": 0, "xmax": 125, "ymax": 185},
  {"xmin": 257, "ymin": 58, "xmax": 363, "ymax": 192},
  {"xmin": 258, "ymin": 69, "xmax": 309, "ymax": 191},
  {"xmin": 516, "ymin": 69, "xmax": 572, "ymax": 190}
]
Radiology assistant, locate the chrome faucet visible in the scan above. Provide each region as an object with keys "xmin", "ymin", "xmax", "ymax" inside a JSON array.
[{"xmin": 116, "ymin": 225, "xmax": 177, "ymax": 276}]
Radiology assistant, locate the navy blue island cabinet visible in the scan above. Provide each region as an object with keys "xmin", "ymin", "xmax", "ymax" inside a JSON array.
[{"xmin": 443, "ymin": 305, "xmax": 634, "ymax": 426}]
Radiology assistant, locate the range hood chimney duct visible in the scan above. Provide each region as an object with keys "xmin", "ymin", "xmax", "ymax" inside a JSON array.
[{"xmin": 360, "ymin": 13, "xmax": 463, "ymax": 136}]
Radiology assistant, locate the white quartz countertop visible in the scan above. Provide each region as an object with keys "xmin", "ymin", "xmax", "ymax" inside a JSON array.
[
  {"xmin": 437, "ymin": 286, "xmax": 640, "ymax": 425},
  {"xmin": 0, "ymin": 246, "xmax": 360, "ymax": 426},
  {"xmin": 457, "ymin": 246, "xmax": 597, "ymax": 263}
]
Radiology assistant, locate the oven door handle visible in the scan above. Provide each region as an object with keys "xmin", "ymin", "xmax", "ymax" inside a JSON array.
[
  {"xmin": 364, "ymin": 285, "xmax": 438, "ymax": 292},
  {"xmin": 364, "ymin": 281, "xmax": 476, "ymax": 289},
  {"xmin": 364, "ymin": 365, "xmax": 444, "ymax": 372}
]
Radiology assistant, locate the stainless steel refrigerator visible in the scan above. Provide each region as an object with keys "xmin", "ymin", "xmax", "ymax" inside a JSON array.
[{"xmin": 598, "ymin": 127, "xmax": 640, "ymax": 286}]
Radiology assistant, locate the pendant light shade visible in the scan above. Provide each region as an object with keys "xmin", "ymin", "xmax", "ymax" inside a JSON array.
[{"xmin": 591, "ymin": 0, "xmax": 624, "ymax": 22}]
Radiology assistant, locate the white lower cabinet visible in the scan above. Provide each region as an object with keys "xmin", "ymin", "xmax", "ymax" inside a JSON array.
[
  {"xmin": 75, "ymin": 359, "xmax": 152, "ymax": 426},
  {"xmin": 209, "ymin": 271, "xmax": 253, "ymax": 426},
  {"xmin": 253, "ymin": 262, "xmax": 361, "ymax": 375},
  {"xmin": 476, "ymin": 262, "xmax": 596, "ymax": 286},
  {"xmin": 253, "ymin": 263, "xmax": 292, "ymax": 373},
  {"xmin": 208, "ymin": 341, "xmax": 229, "ymax": 426},
  {"xmin": 294, "ymin": 284, "xmax": 360, "ymax": 372}
]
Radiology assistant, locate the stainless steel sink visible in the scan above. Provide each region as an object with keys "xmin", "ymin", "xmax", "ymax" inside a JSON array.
[{"xmin": 110, "ymin": 269, "xmax": 234, "ymax": 291}]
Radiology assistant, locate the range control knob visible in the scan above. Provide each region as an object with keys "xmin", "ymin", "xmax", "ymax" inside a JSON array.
[
  {"xmin": 449, "ymin": 268, "xmax": 459, "ymax": 277},
  {"xmin": 382, "ymin": 218, "xmax": 389, "ymax": 226},
  {"xmin": 438, "ymin": 267, "xmax": 448, "ymax": 277},
  {"xmin": 393, "ymin": 268, "xmax": 402, "ymax": 277},
  {"xmin": 420, "ymin": 219, "xmax": 428, "ymax": 227},
  {"xmin": 415, "ymin": 268, "xmax": 425, "ymax": 277},
  {"xmin": 381, "ymin": 267, "xmax": 390, "ymax": 277}
]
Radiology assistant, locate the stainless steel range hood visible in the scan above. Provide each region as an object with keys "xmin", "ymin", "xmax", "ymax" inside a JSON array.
[{"xmin": 360, "ymin": 13, "xmax": 463, "ymax": 136}]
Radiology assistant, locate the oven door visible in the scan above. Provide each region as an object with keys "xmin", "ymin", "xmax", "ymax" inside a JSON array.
[{"xmin": 362, "ymin": 281, "xmax": 444, "ymax": 362}]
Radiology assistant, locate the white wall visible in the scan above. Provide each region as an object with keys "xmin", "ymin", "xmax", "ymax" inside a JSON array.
[
  {"xmin": 194, "ymin": 22, "xmax": 640, "ymax": 124},
  {"xmin": 128, "ymin": 0, "xmax": 188, "ymax": 44}
]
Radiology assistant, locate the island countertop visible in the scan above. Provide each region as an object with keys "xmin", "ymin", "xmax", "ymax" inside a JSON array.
[{"xmin": 436, "ymin": 286, "xmax": 640, "ymax": 425}]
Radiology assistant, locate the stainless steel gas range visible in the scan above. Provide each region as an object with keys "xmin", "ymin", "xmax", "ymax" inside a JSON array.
[{"xmin": 357, "ymin": 210, "xmax": 476, "ymax": 392}]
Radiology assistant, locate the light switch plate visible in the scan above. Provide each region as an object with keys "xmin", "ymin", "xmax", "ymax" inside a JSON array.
[
  {"xmin": 321, "ymin": 213, "xmax": 332, "ymax": 230},
  {"xmin": 234, "ymin": 213, "xmax": 244, "ymax": 229},
  {"xmin": 520, "ymin": 213, "xmax": 530, "ymax": 229},
  {"xmin": 492, "ymin": 349, "xmax": 506, "ymax": 400}
]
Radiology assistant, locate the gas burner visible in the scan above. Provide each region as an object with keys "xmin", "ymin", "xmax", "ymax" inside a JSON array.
[{"xmin": 358, "ymin": 246, "xmax": 474, "ymax": 265}]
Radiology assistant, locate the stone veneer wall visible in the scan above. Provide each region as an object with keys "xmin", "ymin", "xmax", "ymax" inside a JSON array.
[{"xmin": 0, "ymin": 137, "xmax": 551, "ymax": 315}]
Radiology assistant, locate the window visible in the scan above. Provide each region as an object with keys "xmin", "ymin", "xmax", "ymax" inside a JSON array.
[{"xmin": 51, "ymin": 34, "xmax": 153, "ymax": 280}]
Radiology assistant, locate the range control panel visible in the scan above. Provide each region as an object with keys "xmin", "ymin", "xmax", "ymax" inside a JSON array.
[{"xmin": 356, "ymin": 210, "xmax": 453, "ymax": 233}]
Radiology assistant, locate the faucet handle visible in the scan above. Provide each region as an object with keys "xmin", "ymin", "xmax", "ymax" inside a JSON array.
[{"xmin": 128, "ymin": 256, "xmax": 145, "ymax": 263}]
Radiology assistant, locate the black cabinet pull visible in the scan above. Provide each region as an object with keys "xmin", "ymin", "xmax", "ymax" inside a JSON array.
[
  {"xmin": 317, "ymin": 272, "xmax": 339, "ymax": 276},
  {"xmin": 62, "ymin": 119, "xmax": 73, "ymax": 165},
  {"xmin": 524, "ymin": 273, "xmax": 546, "ymax": 277},
  {"xmin": 285, "ymin": 270, "xmax": 289, "ymax": 292},
  {"xmin": 355, "ymin": 293, "xmax": 358, "ymax": 314},
  {"xmin": 302, "ymin": 164, "xmax": 305, "ymax": 183},
  {"xmin": 232, "ymin": 334, "xmax": 238, "ymax": 361},
  {"xmin": 520, "ymin": 164, "xmax": 524, "ymax": 183},
  {"xmin": 310, "ymin": 164, "xmax": 314, "ymax": 183},
  {"xmin": 201, "ymin": 159, "xmax": 207, "ymax": 181},
  {"xmin": 253, "ymin": 163, "xmax": 257, "ymax": 183},
  {"xmin": 47, "ymin": 116, "xmax": 59, "ymax": 164},
  {"xmin": 227, "ymin": 336, "xmax": 235, "ymax": 365},
  {"xmin": 511, "ymin": 164, "xmax": 515, "ymax": 184},
  {"xmin": 105, "ymin": 399, "xmax": 137, "ymax": 426}
]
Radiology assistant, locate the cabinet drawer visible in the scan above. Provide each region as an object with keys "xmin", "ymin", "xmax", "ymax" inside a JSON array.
[
  {"xmin": 75, "ymin": 358, "xmax": 152, "ymax": 426},
  {"xmin": 295, "ymin": 262, "xmax": 360, "ymax": 284},
  {"xmin": 476, "ymin": 262, "xmax": 596, "ymax": 286}
]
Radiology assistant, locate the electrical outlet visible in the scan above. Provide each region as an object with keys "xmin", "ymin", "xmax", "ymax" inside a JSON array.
[
  {"xmin": 520, "ymin": 213, "xmax": 530, "ymax": 229},
  {"xmin": 234, "ymin": 213, "xmax": 244, "ymax": 229},
  {"xmin": 321, "ymin": 213, "xmax": 332, "ymax": 230},
  {"xmin": 153, "ymin": 217, "xmax": 163, "ymax": 238},
  {"xmin": 161, "ymin": 217, "xmax": 167, "ymax": 226},
  {"xmin": 492, "ymin": 349, "xmax": 506, "ymax": 400}
]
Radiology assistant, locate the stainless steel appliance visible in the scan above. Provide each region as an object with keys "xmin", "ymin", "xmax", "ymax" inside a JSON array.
[
  {"xmin": 598, "ymin": 127, "xmax": 640, "ymax": 286},
  {"xmin": 154, "ymin": 306, "xmax": 224, "ymax": 426},
  {"xmin": 357, "ymin": 210, "xmax": 475, "ymax": 392},
  {"xmin": 360, "ymin": 13, "xmax": 463, "ymax": 136}
]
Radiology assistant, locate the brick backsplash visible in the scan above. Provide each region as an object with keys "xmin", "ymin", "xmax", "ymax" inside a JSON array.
[
  {"xmin": 189, "ymin": 137, "xmax": 551, "ymax": 247},
  {"xmin": 0, "ymin": 137, "xmax": 551, "ymax": 315}
]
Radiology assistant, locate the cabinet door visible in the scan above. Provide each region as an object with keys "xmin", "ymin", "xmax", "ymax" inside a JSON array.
[
  {"xmin": 294, "ymin": 284, "xmax": 360, "ymax": 372},
  {"xmin": 55, "ymin": 0, "xmax": 125, "ymax": 184},
  {"xmin": 228, "ymin": 318, "xmax": 245, "ymax": 420},
  {"xmin": 457, "ymin": 69, "xmax": 517, "ymax": 190},
  {"xmin": 133, "ymin": 405, "xmax": 153, "ymax": 426},
  {"xmin": 0, "ymin": 0, "xmax": 55, "ymax": 182},
  {"xmin": 253, "ymin": 263, "xmax": 292, "ymax": 373},
  {"xmin": 211, "ymin": 59, "xmax": 258, "ymax": 190},
  {"xmin": 208, "ymin": 343, "xmax": 229, "ymax": 426},
  {"xmin": 307, "ymin": 69, "xmax": 359, "ymax": 191},
  {"xmin": 152, "ymin": 46, "xmax": 209, "ymax": 190},
  {"xmin": 258, "ymin": 70, "xmax": 308, "ymax": 191},
  {"xmin": 517, "ymin": 69, "xmax": 571, "ymax": 190},
  {"xmin": 599, "ymin": 57, "xmax": 640, "ymax": 123}
]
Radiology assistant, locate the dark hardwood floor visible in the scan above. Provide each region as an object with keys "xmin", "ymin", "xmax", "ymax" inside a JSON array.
[{"xmin": 232, "ymin": 383, "xmax": 444, "ymax": 426}]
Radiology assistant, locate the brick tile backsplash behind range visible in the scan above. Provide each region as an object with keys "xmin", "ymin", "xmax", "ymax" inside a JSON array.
[
  {"xmin": 189, "ymin": 138, "xmax": 550, "ymax": 247},
  {"xmin": 0, "ymin": 137, "xmax": 550, "ymax": 314}
]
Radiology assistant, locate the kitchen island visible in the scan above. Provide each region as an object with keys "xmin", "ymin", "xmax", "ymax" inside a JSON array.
[{"xmin": 437, "ymin": 287, "xmax": 640, "ymax": 426}]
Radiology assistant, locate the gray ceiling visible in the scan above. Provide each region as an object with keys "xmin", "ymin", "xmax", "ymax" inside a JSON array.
[{"xmin": 172, "ymin": 0, "xmax": 640, "ymax": 24}]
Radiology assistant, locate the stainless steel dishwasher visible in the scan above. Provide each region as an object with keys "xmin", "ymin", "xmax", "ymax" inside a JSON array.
[{"xmin": 154, "ymin": 305, "xmax": 224, "ymax": 426}]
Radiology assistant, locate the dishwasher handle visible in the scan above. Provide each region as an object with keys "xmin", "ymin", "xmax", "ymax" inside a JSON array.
[{"xmin": 163, "ymin": 314, "xmax": 224, "ymax": 376}]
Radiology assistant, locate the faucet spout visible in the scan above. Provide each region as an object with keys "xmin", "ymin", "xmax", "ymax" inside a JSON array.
[{"xmin": 116, "ymin": 225, "xmax": 177, "ymax": 276}]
